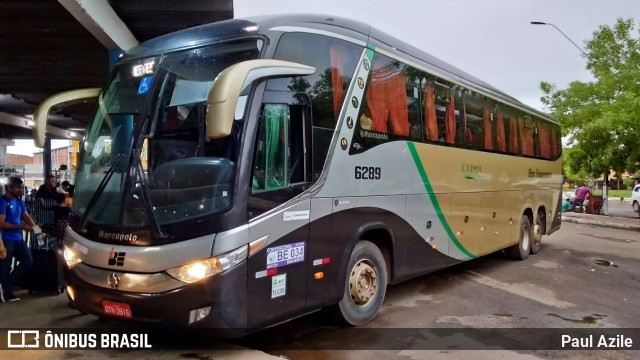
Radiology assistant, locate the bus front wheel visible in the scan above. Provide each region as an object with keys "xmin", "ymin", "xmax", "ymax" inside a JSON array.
[
  {"xmin": 335, "ymin": 240, "xmax": 387, "ymax": 326},
  {"xmin": 507, "ymin": 215, "xmax": 532, "ymax": 260}
]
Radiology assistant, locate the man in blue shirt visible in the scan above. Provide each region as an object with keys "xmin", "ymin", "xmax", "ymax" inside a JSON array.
[{"xmin": 0, "ymin": 177, "xmax": 36, "ymax": 302}]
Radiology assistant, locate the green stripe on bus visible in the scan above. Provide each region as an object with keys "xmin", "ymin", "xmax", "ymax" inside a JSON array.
[{"xmin": 407, "ymin": 142, "xmax": 476, "ymax": 259}]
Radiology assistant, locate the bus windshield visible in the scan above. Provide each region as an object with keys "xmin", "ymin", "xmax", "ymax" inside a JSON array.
[{"xmin": 72, "ymin": 39, "xmax": 261, "ymax": 229}]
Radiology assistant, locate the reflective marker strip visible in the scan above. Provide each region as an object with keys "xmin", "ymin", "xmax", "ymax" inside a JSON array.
[
  {"xmin": 249, "ymin": 235, "xmax": 269, "ymax": 256},
  {"xmin": 267, "ymin": 268, "xmax": 278, "ymax": 276},
  {"xmin": 255, "ymin": 268, "xmax": 279, "ymax": 279},
  {"xmin": 313, "ymin": 257, "xmax": 331, "ymax": 266}
]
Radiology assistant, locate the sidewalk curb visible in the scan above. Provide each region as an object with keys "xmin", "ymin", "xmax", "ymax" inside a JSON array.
[{"xmin": 562, "ymin": 215, "xmax": 640, "ymax": 231}]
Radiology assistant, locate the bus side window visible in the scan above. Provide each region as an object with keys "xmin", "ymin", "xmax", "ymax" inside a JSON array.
[
  {"xmin": 248, "ymin": 101, "xmax": 312, "ymax": 218},
  {"xmin": 252, "ymin": 104, "xmax": 289, "ymax": 192}
]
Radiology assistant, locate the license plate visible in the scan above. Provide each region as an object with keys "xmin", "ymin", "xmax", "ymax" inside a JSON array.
[
  {"xmin": 266, "ymin": 242, "xmax": 305, "ymax": 269},
  {"xmin": 102, "ymin": 300, "xmax": 132, "ymax": 319}
]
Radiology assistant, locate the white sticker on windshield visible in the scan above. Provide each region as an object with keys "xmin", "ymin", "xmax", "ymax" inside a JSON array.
[{"xmin": 271, "ymin": 274, "xmax": 286, "ymax": 299}]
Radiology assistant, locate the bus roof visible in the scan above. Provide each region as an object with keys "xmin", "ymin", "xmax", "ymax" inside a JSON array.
[{"xmin": 123, "ymin": 14, "xmax": 556, "ymax": 124}]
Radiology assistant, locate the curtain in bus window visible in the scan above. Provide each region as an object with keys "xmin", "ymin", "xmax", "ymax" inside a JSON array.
[
  {"xmin": 424, "ymin": 83, "xmax": 438, "ymax": 141},
  {"xmin": 329, "ymin": 46, "xmax": 344, "ymax": 120},
  {"xmin": 483, "ymin": 107, "xmax": 493, "ymax": 150},
  {"xmin": 538, "ymin": 124, "xmax": 551, "ymax": 159},
  {"xmin": 551, "ymin": 127, "xmax": 558, "ymax": 158},
  {"xmin": 509, "ymin": 116, "xmax": 519, "ymax": 154},
  {"xmin": 445, "ymin": 93, "xmax": 456, "ymax": 144},
  {"xmin": 365, "ymin": 69, "xmax": 409, "ymax": 136},
  {"xmin": 519, "ymin": 119, "xmax": 535, "ymax": 156},
  {"xmin": 366, "ymin": 72, "xmax": 387, "ymax": 132},
  {"xmin": 496, "ymin": 111, "xmax": 506, "ymax": 152}
]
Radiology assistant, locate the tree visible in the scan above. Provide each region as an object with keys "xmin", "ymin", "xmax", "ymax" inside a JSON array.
[{"xmin": 540, "ymin": 18, "xmax": 640, "ymax": 178}]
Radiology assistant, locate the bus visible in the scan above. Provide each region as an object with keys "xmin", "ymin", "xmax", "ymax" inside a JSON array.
[{"xmin": 34, "ymin": 14, "xmax": 562, "ymax": 333}]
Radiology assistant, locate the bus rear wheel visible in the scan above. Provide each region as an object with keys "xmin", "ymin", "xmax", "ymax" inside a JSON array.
[
  {"xmin": 531, "ymin": 213, "xmax": 543, "ymax": 254},
  {"xmin": 335, "ymin": 240, "xmax": 387, "ymax": 326},
  {"xmin": 507, "ymin": 215, "xmax": 532, "ymax": 260}
]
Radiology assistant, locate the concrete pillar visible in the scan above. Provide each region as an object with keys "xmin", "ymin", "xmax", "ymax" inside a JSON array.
[{"xmin": 43, "ymin": 135, "xmax": 52, "ymax": 178}]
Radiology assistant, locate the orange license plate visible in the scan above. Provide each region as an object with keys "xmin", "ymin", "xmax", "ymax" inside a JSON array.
[{"xmin": 102, "ymin": 300, "xmax": 132, "ymax": 319}]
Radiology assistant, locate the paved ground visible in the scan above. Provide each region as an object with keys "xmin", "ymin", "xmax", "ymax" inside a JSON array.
[
  {"xmin": 1, "ymin": 223, "xmax": 639, "ymax": 359},
  {"xmin": 600, "ymin": 199, "xmax": 639, "ymax": 219},
  {"xmin": 240, "ymin": 223, "xmax": 640, "ymax": 359},
  {"xmin": 563, "ymin": 199, "xmax": 640, "ymax": 230}
]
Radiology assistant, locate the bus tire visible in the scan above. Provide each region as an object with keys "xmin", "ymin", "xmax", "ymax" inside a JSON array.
[
  {"xmin": 531, "ymin": 214, "xmax": 543, "ymax": 254},
  {"xmin": 335, "ymin": 240, "xmax": 387, "ymax": 326},
  {"xmin": 507, "ymin": 215, "xmax": 532, "ymax": 261}
]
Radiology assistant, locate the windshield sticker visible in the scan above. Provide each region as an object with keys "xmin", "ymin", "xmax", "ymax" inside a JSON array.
[
  {"xmin": 271, "ymin": 274, "xmax": 286, "ymax": 299},
  {"xmin": 266, "ymin": 241, "xmax": 305, "ymax": 269},
  {"xmin": 137, "ymin": 75, "xmax": 154, "ymax": 95}
]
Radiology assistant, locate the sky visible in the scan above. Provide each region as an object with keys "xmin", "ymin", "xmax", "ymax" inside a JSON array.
[{"xmin": 235, "ymin": 0, "xmax": 639, "ymax": 111}]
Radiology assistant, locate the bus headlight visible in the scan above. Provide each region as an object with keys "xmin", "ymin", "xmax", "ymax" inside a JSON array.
[
  {"xmin": 63, "ymin": 246, "xmax": 82, "ymax": 268},
  {"xmin": 166, "ymin": 245, "xmax": 247, "ymax": 284}
]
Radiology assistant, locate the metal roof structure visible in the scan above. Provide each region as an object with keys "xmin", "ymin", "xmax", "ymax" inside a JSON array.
[{"xmin": 0, "ymin": 0, "xmax": 233, "ymax": 139}]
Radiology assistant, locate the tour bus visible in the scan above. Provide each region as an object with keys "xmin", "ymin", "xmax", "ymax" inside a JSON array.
[{"xmin": 34, "ymin": 14, "xmax": 562, "ymax": 333}]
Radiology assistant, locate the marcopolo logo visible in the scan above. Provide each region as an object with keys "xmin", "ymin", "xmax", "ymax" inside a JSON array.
[
  {"xmin": 99, "ymin": 230, "xmax": 138, "ymax": 243},
  {"xmin": 108, "ymin": 248, "xmax": 126, "ymax": 267}
]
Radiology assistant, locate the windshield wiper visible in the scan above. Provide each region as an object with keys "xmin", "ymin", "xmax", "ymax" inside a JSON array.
[
  {"xmin": 132, "ymin": 148, "xmax": 169, "ymax": 240},
  {"xmin": 77, "ymin": 154, "xmax": 125, "ymax": 232}
]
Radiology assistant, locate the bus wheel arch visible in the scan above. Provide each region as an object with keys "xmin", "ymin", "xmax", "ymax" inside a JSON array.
[
  {"xmin": 531, "ymin": 206, "xmax": 546, "ymax": 254},
  {"xmin": 359, "ymin": 227, "xmax": 394, "ymax": 284},
  {"xmin": 507, "ymin": 211, "xmax": 533, "ymax": 260},
  {"xmin": 334, "ymin": 240, "xmax": 388, "ymax": 326}
]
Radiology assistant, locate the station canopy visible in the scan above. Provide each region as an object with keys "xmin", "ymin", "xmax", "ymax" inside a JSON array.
[{"xmin": 0, "ymin": 0, "xmax": 233, "ymax": 139}]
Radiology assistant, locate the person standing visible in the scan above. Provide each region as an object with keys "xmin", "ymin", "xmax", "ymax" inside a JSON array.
[
  {"xmin": 36, "ymin": 175, "xmax": 58, "ymax": 207},
  {"xmin": 0, "ymin": 177, "xmax": 36, "ymax": 302},
  {"xmin": 574, "ymin": 183, "xmax": 592, "ymax": 212},
  {"xmin": 36, "ymin": 175, "xmax": 58, "ymax": 225}
]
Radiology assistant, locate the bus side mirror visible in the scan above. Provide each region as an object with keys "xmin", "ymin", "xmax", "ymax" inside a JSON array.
[
  {"xmin": 33, "ymin": 88, "xmax": 101, "ymax": 147},
  {"xmin": 206, "ymin": 59, "xmax": 315, "ymax": 139}
]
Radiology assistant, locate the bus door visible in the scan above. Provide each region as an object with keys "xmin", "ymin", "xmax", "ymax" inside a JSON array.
[{"xmin": 246, "ymin": 91, "xmax": 314, "ymax": 328}]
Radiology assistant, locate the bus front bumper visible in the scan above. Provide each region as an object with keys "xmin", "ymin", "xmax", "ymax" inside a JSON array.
[{"xmin": 64, "ymin": 262, "xmax": 248, "ymax": 332}]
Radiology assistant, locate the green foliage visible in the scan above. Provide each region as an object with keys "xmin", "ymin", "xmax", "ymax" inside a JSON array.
[{"xmin": 540, "ymin": 18, "xmax": 640, "ymax": 177}]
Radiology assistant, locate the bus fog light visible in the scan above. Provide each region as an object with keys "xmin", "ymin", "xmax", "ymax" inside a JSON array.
[
  {"xmin": 67, "ymin": 286, "xmax": 75, "ymax": 301},
  {"xmin": 188, "ymin": 306, "xmax": 211, "ymax": 324}
]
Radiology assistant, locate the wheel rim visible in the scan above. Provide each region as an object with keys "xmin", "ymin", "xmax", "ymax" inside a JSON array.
[
  {"xmin": 348, "ymin": 259, "xmax": 378, "ymax": 307},
  {"xmin": 634, "ymin": 202, "xmax": 639, "ymax": 212},
  {"xmin": 522, "ymin": 224, "xmax": 530, "ymax": 251},
  {"xmin": 533, "ymin": 224, "xmax": 542, "ymax": 248}
]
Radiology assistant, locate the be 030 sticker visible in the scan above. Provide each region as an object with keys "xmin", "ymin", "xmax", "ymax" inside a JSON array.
[
  {"xmin": 266, "ymin": 241, "xmax": 305, "ymax": 269},
  {"xmin": 271, "ymin": 274, "xmax": 286, "ymax": 299}
]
